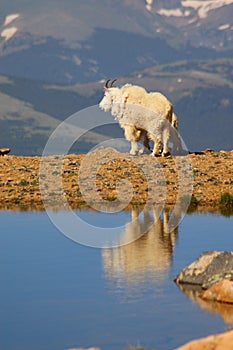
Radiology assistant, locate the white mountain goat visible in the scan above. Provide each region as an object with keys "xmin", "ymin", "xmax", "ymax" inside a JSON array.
[{"xmin": 99, "ymin": 80, "xmax": 182, "ymax": 156}]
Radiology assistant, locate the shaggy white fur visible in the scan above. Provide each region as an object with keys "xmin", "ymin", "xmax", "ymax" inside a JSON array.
[{"xmin": 99, "ymin": 82, "xmax": 182, "ymax": 156}]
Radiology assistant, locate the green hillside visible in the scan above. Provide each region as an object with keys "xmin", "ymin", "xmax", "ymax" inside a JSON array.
[
  {"xmin": 0, "ymin": 89, "xmax": 59, "ymax": 155},
  {"xmin": 0, "ymin": 87, "xmax": 114, "ymax": 155},
  {"xmin": 0, "ymin": 58, "xmax": 233, "ymax": 154}
]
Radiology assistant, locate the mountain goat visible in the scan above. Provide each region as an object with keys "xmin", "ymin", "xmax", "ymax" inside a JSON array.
[{"xmin": 99, "ymin": 80, "xmax": 181, "ymax": 156}]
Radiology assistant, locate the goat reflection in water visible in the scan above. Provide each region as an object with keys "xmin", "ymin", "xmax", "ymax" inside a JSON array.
[{"xmin": 102, "ymin": 206, "xmax": 182, "ymax": 285}]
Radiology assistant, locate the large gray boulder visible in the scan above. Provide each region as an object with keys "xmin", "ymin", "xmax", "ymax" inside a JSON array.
[{"xmin": 174, "ymin": 251, "xmax": 233, "ymax": 289}]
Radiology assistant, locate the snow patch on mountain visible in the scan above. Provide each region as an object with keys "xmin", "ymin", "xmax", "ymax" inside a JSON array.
[
  {"xmin": 73, "ymin": 55, "xmax": 82, "ymax": 66},
  {"xmin": 145, "ymin": 0, "xmax": 154, "ymax": 12},
  {"xmin": 1, "ymin": 13, "xmax": 20, "ymax": 42},
  {"xmin": 218, "ymin": 23, "xmax": 230, "ymax": 30},
  {"xmin": 1, "ymin": 27, "xmax": 18, "ymax": 41},
  {"xmin": 3, "ymin": 14, "xmax": 19, "ymax": 26},
  {"xmin": 157, "ymin": 0, "xmax": 233, "ymax": 19},
  {"xmin": 181, "ymin": 0, "xmax": 233, "ymax": 19},
  {"xmin": 158, "ymin": 8, "xmax": 190, "ymax": 17}
]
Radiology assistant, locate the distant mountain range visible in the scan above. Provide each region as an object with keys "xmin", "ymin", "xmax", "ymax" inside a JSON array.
[
  {"xmin": 0, "ymin": 1, "xmax": 232, "ymax": 154},
  {"xmin": 0, "ymin": 58, "xmax": 232, "ymax": 154},
  {"xmin": 0, "ymin": 0, "xmax": 233, "ymax": 83}
]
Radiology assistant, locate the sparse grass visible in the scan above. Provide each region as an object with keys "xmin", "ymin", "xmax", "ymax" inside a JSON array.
[
  {"xmin": 64, "ymin": 170, "xmax": 76, "ymax": 176},
  {"xmin": 190, "ymin": 195, "xmax": 199, "ymax": 205},
  {"xmin": 17, "ymin": 179, "xmax": 30, "ymax": 186},
  {"xmin": 31, "ymin": 179, "xmax": 39, "ymax": 185},
  {"xmin": 219, "ymin": 193, "xmax": 233, "ymax": 208},
  {"xmin": 14, "ymin": 197, "xmax": 22, "ymax": 203},
  {"xmin": 131, "ymin": 201, "xmax": 145, "ymax": 206},
  {"xmin": 123, "ymin": 171, "xmax": 132, "ymax": 176},
  {"xmin": 105, "ymin": 196, "xmax": 117, "ymax": 202},
  {"xmin": 180, "ymin": 194, "xmax": 199, "ymax": 205},
  {"xmin": 76, "ymin": 189, "xmax": 82, "ymax": 197}
]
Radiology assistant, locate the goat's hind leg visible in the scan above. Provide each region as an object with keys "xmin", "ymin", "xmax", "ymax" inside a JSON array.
[
  {"xmin": 161, "ymin": 127, "xmax": 171, "ymax": 157},
  {"xmin": 151, "ymin": 137, "xmax": 162, "ymax": 157}
]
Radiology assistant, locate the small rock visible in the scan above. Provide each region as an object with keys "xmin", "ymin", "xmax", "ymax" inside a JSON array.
[
  {"xmin": 200, "ymin": 278, "xmax": 233, "ymax": 304},
  {"xmin": 176, "ymin": 329, "xmax": 233, "ymax": 350},
  {"xmin": 0, "ymin": 148, "xmax": 10, "ymax": 156},
  {"xmin": 204, "ymin": 148, "xmax": 214, "ymax": 153}
]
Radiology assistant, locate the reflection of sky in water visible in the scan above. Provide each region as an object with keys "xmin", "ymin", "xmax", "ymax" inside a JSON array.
[
  {"xmin": 0, "ymin": 210, "xmax": 232, "ymax": 350},
  {"xmin": 77, "ymin": 209, "xmax": 132, "ymax": 228}
]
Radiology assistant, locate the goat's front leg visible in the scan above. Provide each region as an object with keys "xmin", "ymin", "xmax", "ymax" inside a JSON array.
[
  {"xmin": 130, "ymin": 140, "xmax": 139, "ymax": 155},
  {"xmin": 123, "ymin": 125, "xmax": 141, "ymax": 156}
]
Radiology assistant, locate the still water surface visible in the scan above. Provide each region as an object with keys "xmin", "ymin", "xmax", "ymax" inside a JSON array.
[{"xmin": 0, "ymin": 209, "xmax": 232, "ymax": 350}]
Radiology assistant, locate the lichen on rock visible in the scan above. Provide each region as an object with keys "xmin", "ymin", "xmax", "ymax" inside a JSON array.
[{"xmin": 174, "ymin": 251, "xmax": 233, "ymax": 289}]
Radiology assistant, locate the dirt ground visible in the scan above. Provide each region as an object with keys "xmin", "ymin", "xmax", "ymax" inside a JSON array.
[{"xmin": 0, "ymin": 148, "xmax": 232, "ymax": 212}]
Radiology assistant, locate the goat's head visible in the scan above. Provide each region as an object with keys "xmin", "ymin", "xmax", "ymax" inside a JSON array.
[{"xmin": 99, "ymin": 79, "xmax": 120, "ymax": 112}]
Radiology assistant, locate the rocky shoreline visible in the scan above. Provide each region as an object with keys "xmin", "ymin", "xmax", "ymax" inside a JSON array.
[
  {"xmin": 174, "ymin": 251, "xmax": 233, "ymax": 349},
  {"xmin": 68, "ymin": 329, "xmax": 233, "ymax": 349},
  {"xmin": 0, "ymin": 148, "xmax": 232, "ymax": 212},
  {"xmin": 175, "ymin": 251, "xmax": 233, "ymax": 318}
]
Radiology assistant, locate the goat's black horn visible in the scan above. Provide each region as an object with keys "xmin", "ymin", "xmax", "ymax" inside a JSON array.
[
  {"xmin": 105, "ymin": 79, "xmax": 111, "ymax": 88},
  {"xmin": 110, "ymin": 79, "xmax": 117, "ymax": 87}
]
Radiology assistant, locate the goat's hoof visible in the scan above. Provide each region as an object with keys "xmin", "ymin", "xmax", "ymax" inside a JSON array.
[
  {"xmin": 151, "ymin": 153, "xmax": 161, "ymax": 157},
  {"xmin": 162, "ymin": 151, "xmax": 171, "ymax": 157}
]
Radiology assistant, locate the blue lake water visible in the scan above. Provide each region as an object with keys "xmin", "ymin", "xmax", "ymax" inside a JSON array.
[{"xmin": 0, "ymin": 209, "xmax": 233, "ymax": 350}]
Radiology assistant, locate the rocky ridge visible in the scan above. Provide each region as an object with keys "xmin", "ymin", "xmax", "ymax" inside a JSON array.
[{"xmin": 0, "ymin": 148, "xmax": 232, "ymax": 211}]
